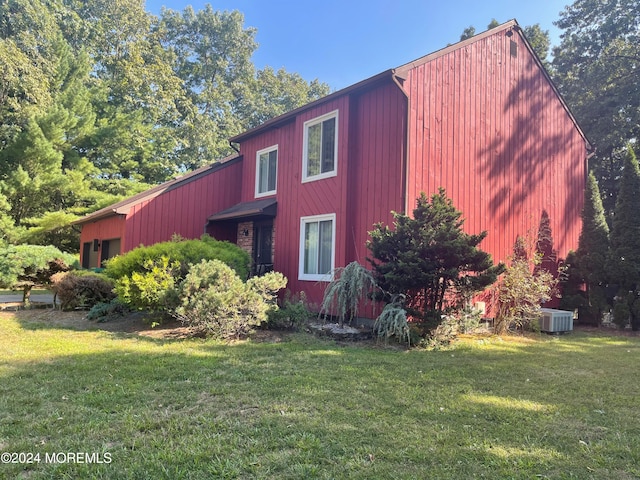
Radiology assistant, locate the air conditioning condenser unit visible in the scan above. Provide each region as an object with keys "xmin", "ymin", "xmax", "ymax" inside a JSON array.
[{"xmin": 539, "ymin": 308, "xmax": 573, "ymax": 333}]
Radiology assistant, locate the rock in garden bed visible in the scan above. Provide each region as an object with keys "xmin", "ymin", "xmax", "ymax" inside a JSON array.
[{"xmin": 307, "ymin": 322, "xmax": 372, "ymax": 341}]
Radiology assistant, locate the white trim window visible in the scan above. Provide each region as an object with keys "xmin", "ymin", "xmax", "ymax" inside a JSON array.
[
  {"xmin": 302, "ymin": 110, "xmax": 338, "ymax": 182},
  {"xmin": 255, "ymin": 145, "xmax": 278, "ymax": 197},
  {"xmin": 299, "ymin": 214, "xmax": 336, "ymax": 281}
]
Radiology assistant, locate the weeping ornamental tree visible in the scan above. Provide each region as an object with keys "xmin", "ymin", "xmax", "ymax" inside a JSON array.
[{"xmin": 368, "ymin": 189, "xmax": 504, "ymax": 327}]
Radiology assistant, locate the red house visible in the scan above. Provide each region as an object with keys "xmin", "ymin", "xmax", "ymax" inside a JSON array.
[{"xmin": 75, "ymin": 21, "xmax": 589, "ymax": 314}]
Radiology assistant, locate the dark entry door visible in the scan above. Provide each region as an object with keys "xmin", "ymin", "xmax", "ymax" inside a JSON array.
[
  {"xmin": 253, "ymin": 222, "xmax": 273, "ymax": 275},
  {"xmin": 82, "ymin": 242, "xmax": 91, "ymax": 269}
]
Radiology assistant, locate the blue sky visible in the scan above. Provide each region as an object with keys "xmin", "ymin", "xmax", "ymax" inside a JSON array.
[{"xmin": 145, "ymin": 0, "xmax": 570, "ymax": 90}]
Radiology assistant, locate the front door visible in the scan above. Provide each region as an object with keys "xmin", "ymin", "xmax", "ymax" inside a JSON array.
[{"xmin": 253, "ymin": 222, "xmax": 273, "ymax": 275}]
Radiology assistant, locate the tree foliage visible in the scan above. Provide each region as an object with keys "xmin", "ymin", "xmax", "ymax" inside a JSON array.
[
  {"xmin": 0, "ymin": 244, "xmax": 77, "ymax": 303},
  {"xmin": 553, "ymin": 0, "xmax": 640, "ymax": 214},
  {"xmin": 368, "ymin": 189, "xmax": 504, "ymax": 327},
  {"xmin": 0, "ymin": 1, "xmax": 330, "ymax": 249},
  {"xmin": 608, "ymin": 146, "xmax": 640, "ymax": 330},
  {"xmin": 567, "ymin": 171, "xmax": 611, "ymax": 321}
]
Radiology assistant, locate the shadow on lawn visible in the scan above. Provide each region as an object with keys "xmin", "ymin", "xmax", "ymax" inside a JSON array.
[
  {"xmin": 8, "ymin": 309, "xmax": 198, "ymax": 341},
  {"xmin": 1, "ymin": 332, "xmax": 638, "ymax": 479}
]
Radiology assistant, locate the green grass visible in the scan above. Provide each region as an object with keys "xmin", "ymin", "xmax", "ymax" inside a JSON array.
[
  {"xmin": 0, "ymin": 289, "xmax": 52, "ymax": 296},
  {"xmin": 1, "ymin": 312, "xmax": 640, "ymax": 479}
]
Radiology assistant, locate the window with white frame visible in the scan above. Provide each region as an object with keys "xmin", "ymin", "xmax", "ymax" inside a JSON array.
[
  {"xmin": 255, "ymin": 145, "xmax": 278, "ymax": 197},
  {"xmin": 299, "ymin": 214, "xmax": 335, "ymax": 281},
  {"xmin": 302, "ymin": 110, "xmax": 338, "ymax": 182}
]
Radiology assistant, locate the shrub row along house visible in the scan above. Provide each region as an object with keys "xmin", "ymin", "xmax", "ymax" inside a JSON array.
[{"xmin": 74, "ymin": 20, "xmax": 590, "ymax": 316}]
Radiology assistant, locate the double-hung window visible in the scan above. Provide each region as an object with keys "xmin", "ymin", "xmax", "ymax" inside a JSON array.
[
  {"xmin": 299, "ymin": 214, "xmax": 335, "ymax": 281},
  {"xmin": 255, "ymin": 145, "xmax": 278, "ymax": 197},
  {"xmin": 302, "ymin": 110, "xmax": 338, "ymax": 182}
]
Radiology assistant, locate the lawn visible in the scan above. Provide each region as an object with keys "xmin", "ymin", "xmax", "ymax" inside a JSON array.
[
  {"xmin": 1, "ymin": 310, "xmax": 639, "ymax": 479},
  {"xmin": 0, "ymin": 289, "xmax": 52, "ymax": 296}
]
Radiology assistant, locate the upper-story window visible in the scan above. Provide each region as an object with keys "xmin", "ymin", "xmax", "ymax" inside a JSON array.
[
  {"xmin": 302, "ymin": 110, "xmax": 338, "ymax": 182},
  {"xmin": 255, "ymin": 145, "xmax": 278, "ymax": 197}
]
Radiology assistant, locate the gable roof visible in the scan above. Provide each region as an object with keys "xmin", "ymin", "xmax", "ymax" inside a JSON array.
[
  {"xmin": 73, "ymin": 155, "xmax": 242, "ymax": 225},
  {"xmin": 394, "ymin": 19, "xmax": 590, "ymax": 148},
  {"xmin": 229, "ymin": 69, "xmax": 399, "ymax": 144},
  {"xmin": 232, "ymin": 19, "xmax": 590, "ymax": 149}
]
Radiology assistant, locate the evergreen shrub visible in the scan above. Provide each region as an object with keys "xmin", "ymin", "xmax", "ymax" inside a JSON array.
[
  {"xmin": 87, "ymin": 298, "xmax": 129, "ymax": 322},
  {"xmin": 175, "ymin": 260, "xmax": 287, "ymax": 339},
  {"xmin": 266, "ymin": 292, "xmax": 312, "ymax": 330},
  {"xmin": 368, "ymin": 189, "xmax": 504, "ymax": 328},
  {"xmin": 104, "ymin": 235, "xmax": 250, "ymax": 281}
]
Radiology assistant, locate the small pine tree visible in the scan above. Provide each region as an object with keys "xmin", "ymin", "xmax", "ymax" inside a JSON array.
[
  {"xmin": 368, "ymin": 189, "xmax": 504, "ymax": 328},
  {"xmin": 609, "ymin": 146, "xmax": 640, "ymax": 330},
  {"xmin": 0, "ymin": 244, "xmax": 76, "ymax": 304}
]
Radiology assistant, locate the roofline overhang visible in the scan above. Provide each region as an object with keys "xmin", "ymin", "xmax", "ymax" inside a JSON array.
[
  {"xmin": 206, "ymin": 199, "xmax": 277, "ymax": 223},
  {"xmin": 229, "ymin": 69, "xmax": 400, "ymax": 144},
  {"xmin": 394, "ymin": 19, "xmax": 591, "ymax": 150},
  {"xmin": 72, "ymin": 155, "xmax": 242, "ymax": 226}
]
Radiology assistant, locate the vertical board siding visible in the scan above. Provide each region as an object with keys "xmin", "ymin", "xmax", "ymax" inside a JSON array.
[
  {"xmin": 237, "ymin": 83, "xmax": 406, "ymax": 308},
  {"xmin": 122, "ymin": 161, "xmax": 243, "ymax": 251},
  {"xmin": 78, "ymin": 216, "xmax": 127, "ymax": 266},
  {"xmin": 404, "ymin": 28, "xmax": 585, "ymax": 268},
  {"xmin": 79, "ymin": 24, "xmax": 586, "ymax": 318},
  {"xmin": 239, "ymin": 97, "xmax": 350, "ymax": 305}
]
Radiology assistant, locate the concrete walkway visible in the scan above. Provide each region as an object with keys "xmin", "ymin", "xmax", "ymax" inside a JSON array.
[{"xmin": 0, "ymin": 293, "xmax": 57, "ymax": 306}]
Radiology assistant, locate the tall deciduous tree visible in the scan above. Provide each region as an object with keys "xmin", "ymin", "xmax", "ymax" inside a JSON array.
[
  {"xmin": 367, "ymin": 189, "xmax": 504, "ymax": 326},
  {"xmin": 158, "ymin": 6, "xmax": 258, "ymax": 169},
  {"xmin": 608, "ymin": 146, "xmax": 640, "ymax": 330},
  {"xmin": 0, "ymin": 1, "xmax": 330, "ymax": 250},
  {"xmin": 553, "ymin": 0, "xmax": 640, "ymax": 214},
  {"xmin": 523, "ymin": 24, "xmax": 552, "ymax": 69}
]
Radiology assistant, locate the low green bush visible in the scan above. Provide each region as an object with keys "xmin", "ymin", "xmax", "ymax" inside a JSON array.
[
  {"xmin": 87, "ymin": 298, "xmax": 129, "ymax": 322},
  {"xmin": 104, "ymin": 235, "xmax": 250, "ymax": 281},
  {"xmin": 50, "ymin": 271, "xmax": 115, "ymax": 310},
  {"xmin": 266, "ymin": 292, "xmax": 312, "ymax": 330},
  {"xmin": 114, "ymin": 256, "xmax": 180, "ymax": 313},
  {"xmin": 175, "ymin": 260, "xmax": 287, "ymax": 339}
]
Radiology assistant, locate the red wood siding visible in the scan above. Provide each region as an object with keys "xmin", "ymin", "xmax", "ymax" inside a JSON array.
[
  {"xmin": 79, "ymin": 160, "xmax": 244, "ymax": 268},
  {"xmin": 78, "ymin": 216, "xmax": 127, "ymax": 267},
  {"xmin": 403, "ymin": 28, "xmax": 586, "ymax": 267},
  {"xmin": 124, "ymin": 161, "xmax": 243, "ymax": 251},
  {"xmin": 237, "ymin": 80, "xmax": 407, "ymax": 307},
  {"xmin": 347, "ymin": 82, "xmax": 407, "ymax": 264}
]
